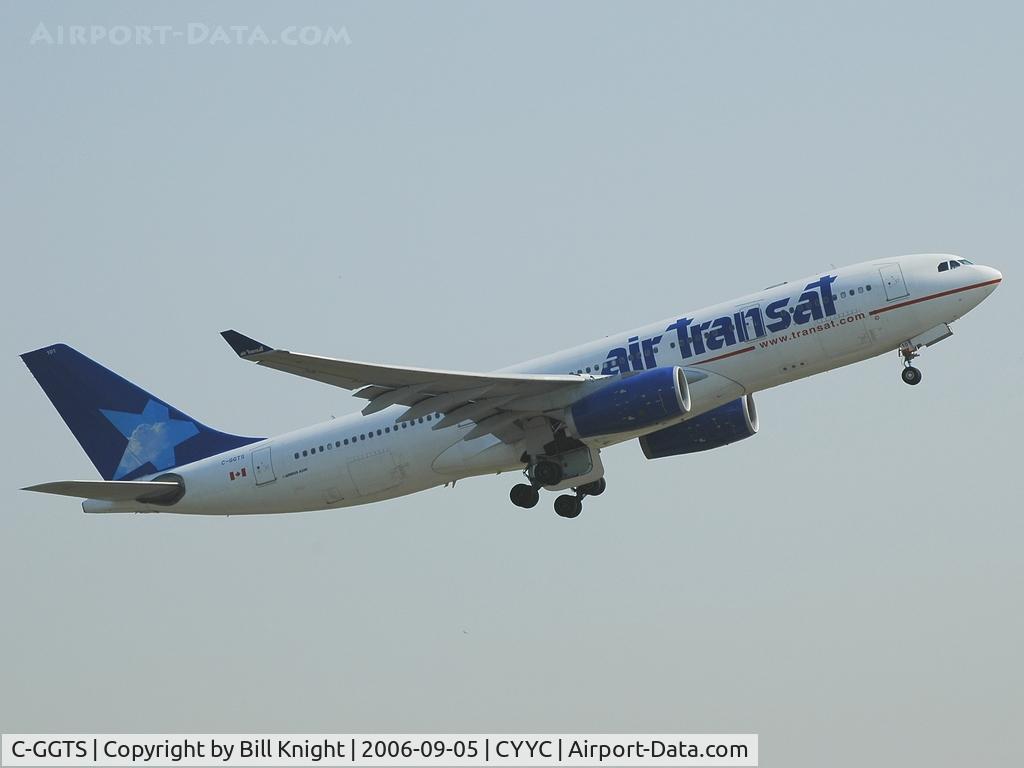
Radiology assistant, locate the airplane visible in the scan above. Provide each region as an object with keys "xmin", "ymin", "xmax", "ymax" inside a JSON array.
[{"xmin": 20, "ymin": 253, "xmax": 1001, "ymax": 519}]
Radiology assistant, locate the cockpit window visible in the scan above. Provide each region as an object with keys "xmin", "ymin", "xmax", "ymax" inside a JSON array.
[
  {"xmin": 950, "ymin": 260, "xmax": 961, "ymax": 269},
  {"xmin": 938, "ymin": 261, "xmax": 949, "ymax": 272},
  {"xmin": 958, "ymin": 259, "xmax": 973, "ymax": 265}
]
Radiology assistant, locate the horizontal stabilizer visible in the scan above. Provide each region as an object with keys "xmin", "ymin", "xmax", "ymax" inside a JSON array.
[{"xmin": 22, "ymin": 480, "xmax": 183, "ymax": 503}]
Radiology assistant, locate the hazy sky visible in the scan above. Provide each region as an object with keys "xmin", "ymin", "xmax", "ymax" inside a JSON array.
[{"xmin": 1, "ymin": 2, "xmax": 1021, "ymax": 766}]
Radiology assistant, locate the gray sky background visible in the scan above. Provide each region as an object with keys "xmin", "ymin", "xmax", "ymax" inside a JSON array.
[{"xmin": 1, "ymin": 2, "xmax": 1021, "ymax": 766}]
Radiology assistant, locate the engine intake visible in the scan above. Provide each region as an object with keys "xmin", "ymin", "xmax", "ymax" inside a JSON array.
[
  {"xmin": 639, "ymin": 394, "xmax": 758, "ymax": 459},
  {"xmin": 568, "ymin": 366, "xmax": 691, "ymax": 439}
]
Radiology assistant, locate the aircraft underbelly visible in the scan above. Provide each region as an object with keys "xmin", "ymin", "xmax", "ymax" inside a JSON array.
[{"xmin": 432, "ymin": 433, "xmax": 521, "ymax": 477}]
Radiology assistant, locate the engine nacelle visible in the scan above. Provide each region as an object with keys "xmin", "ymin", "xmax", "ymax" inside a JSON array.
[
  {"xmin": 639, "ymin": 394, "xmax": 758, "ymax": 459},
  {"xmin": 567, "ymin": 366, "xmax": 691, "ymax": 439}
]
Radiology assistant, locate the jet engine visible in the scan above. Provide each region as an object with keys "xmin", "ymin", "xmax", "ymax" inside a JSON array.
[
  {"xmin": 567, "ymin": 366, "xmax": 691, "ymax": 439},
  {"xmin": 639, "ymin": 394, "xmax": 758, "ymax": 458}
]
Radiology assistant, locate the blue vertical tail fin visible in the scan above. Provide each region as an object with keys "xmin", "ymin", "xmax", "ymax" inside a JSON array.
[{"xmin": 20, "ymin": 344, "xmax": 262, "ymax": 480}]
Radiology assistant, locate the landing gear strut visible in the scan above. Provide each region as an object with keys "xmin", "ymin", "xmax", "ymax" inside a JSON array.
[{"xmin": 900, "ymin": 344, "xmax": 923, "ymax": 386}]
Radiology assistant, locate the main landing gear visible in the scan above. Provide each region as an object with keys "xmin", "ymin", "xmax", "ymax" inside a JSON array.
[
  {"xmin": 899, "ymin": 344, "xmax": 923, "ymax": 386},
  {"xmin": 552, "ymin": 477, "xmax": 607, "ymax": 519},
  {"xmin": 554, "ymin": 494, "xmax": 582, "ymax": 519},
  {"xmin": 509, "ymin": 483, "xmax": 539, "ymax": 508},
  {"xmin": 510, "ymin": 472, "xmax": 607, "ymax": 519},
  {"xmin": 531, "ymin": 459, "xmax": 563, "ymax": 486},
  {"xmin": 509, "ymin": 459, "xmax": 563, "ymax": 508}
]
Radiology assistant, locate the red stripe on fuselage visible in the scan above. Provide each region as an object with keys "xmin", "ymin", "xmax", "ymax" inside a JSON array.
[
  {"xmin": 701, "ymin": 345, "xmax": 756, "ymax": 364},
  {"xmin": 869, "ymin": 278, "xmax": 1002, "ymax": 316}
]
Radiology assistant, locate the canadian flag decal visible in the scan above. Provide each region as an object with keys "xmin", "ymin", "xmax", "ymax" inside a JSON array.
[{"xmin": 229, "ymin": 467, "xmax": 248, "ymax": 481}]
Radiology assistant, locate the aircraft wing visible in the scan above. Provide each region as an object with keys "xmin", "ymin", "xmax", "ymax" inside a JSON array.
[
  {"xmin": 22, "ymin": 480, "xmax": 183, "ymax": 502},
  {"xmin": 221, "ymin": 330, "xmax": 591, "ymax": 442}
]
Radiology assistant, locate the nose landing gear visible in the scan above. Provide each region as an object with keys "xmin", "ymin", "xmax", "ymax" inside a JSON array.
[
  {"xmin": 901, "ymin": 366, "xmax": 922, "ymax": 385},
  {"xmin": 900, "ymin": 344, "xmax": 923, "ymax": 386}
]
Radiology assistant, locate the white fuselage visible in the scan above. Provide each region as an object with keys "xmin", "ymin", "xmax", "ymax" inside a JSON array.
[{"xmin": 86, "ymin": 254, "xmax": 1000, "ymax": 514}]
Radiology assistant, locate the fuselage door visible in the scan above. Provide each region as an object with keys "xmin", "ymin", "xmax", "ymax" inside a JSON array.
[
  {"xmin": 348, "ymin": 449, "xmax": 402, "ymax": 497},
  {"xmin": 251, "ymin": 446, "xmax": 277, "ymax": 485},
  {"xmin": 737, "ymin": 302, "xmax": 767, "ymax": 342},
  {"xmin": 879, "ymin": 264, "xmax": 910, "ymax": 301}
]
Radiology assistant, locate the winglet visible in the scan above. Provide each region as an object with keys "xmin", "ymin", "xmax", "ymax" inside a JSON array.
[{"xmin": 221, "ymin": 330, "xmax": 274, "ymax": 359}]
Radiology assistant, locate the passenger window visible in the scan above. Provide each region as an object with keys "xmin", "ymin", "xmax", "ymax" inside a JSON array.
[
  {"xmin": 344, "ymin": 439, "xmax": 349, "ymax": 445},
  {"xmin": 335, "ymin": 441, "xmax": 341, "ymax": 447},
  {"xmin": 302, "ymin": 450, "xmax": 308, "ymax": 457},
  {"xmin": 385, "ymin": 426, "xmax": 390, "ymax": 433},
  {"xmin": 294, "ymin": 452, "xmax": 299, "ymax": 459},
  {"xmin": 866, "ymin": 285, "xmax": 871, "ymax": 291}
]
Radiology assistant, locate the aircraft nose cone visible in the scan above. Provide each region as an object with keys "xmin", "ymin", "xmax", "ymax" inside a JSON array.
[{"xmin": 985, "ymin": 266, "xmax": 1003, "ymax": 285}]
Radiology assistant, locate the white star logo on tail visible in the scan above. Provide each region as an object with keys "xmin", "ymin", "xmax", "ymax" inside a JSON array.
[{"xmin": 100, "ymin": 400, "xmax": 199, "ymax": 479}]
